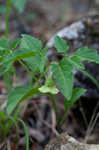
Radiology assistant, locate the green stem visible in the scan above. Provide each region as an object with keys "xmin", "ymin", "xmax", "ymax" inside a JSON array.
[
  {"xmin": 18, "ymin": 60, "xmax": 31, "ymax": 75},
  {"xmin": 17, "ymin": 118, "xmax": 29, "ymax": 150},
  {"xmin": 5, "ymin": 0, "xmax": 11, "ymax": 38},
  {"xmin": 81, "ymin": 70, "xmax": 99, "ymax": 89},
  {"xmin": 58, "ymin": 107, "xmax": 67, "ymax": 126},
  {"xmin": 18, "ymin": 60, "xmax": 37, "ymax": 85}
]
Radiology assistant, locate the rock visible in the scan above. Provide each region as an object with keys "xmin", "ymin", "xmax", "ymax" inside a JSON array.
[
  {"xmin": 47, "ymin": 15, "xmax": 99, "ymax": 50},
  {"xmin": 44, "ymin": 132, "xmax": 99, "ymax": 150}
]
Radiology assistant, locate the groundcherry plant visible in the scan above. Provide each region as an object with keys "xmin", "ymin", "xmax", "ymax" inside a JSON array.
[
  {"xmin": 0, "ymin": 0, "xmax": 99, "ymax": 150},
  {"xmin": 1, "ymin": 34, "xmax": 99, "ymax": 124}
]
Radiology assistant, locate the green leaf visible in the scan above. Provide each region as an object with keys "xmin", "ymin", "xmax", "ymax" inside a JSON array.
[
  {"xmin": 64, "ymin": 88, "xmax": 86, "ymax": 111},
  {"xmin": 11, "ymin": 39, "xmax": 20, "ymax": 49},
  {"xmin": 51, "ymin": 58, "xmax": 74, "ymax": 100},
  {"xmin": 69, "ymin": 55, "xmax": 85, "ymax": 70},
  {"xmin": 0, "ymin": 38, "xmax": 9, "ymax": 56},
  {"xmin": 11, "ymin": 0, "xmax": 26, "ymax": 13},
  {"xmin": 40, "ymin": 46, "xmax": 48, "ymax": 73},
  {"xmin": 1, "ymin": 48, "xmax": 35, "ymax": 64},
  {"xmin": 7, "ymin": 86, "xmax": 39, "ymax": 115},
  {"xmin": 0, "ymin": 111, "xmax": 6, "ymax": 120},
  {"xmin": 24, "ymin": 53, "xmax": 41, "ymax": 73},
  {"xmin": 60, "ymin": 58, "xmax": 74, "ymax": 71},
  {"xmin": 18, "ymin": 118, "xmax": 29, "ymax": 150},
  {"xmin": 24, "ymin": 47, "xmax": 48, "ymax": 73},
  {"xmin": 20, "ymin": 35, "xmax": 46, "ymax": 73},
  {"xmin": 0, "ymin": 38, "xmax": 9, "ymax": 50},
  {"xmin": 54, "ymin": 36, "xmax": 69, "ymax": 53},
  {"xmin": 75, "ymin": 47, "xmax": 99, "ymax": 63},
  {"xmin": 0, "ymin": 61, "xmax": 13, "ymax": 75},
  {"xmin": 71, "ymin": 88, "xmax": 86, "ymax": 102},
  {"xmin": 20, "ymin": 34, "xmax": 42, "ymax": 51}
]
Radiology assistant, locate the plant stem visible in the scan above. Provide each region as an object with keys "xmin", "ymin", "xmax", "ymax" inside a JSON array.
[
  {"xmin": 48, "ymin": 94, "xmax": 58, "ymax": 123},
  {"xmin": 17, "ymin": 118, "xmax": 29, "ymax": 150},
  {"xmin": 58, "ymin": 107, "xmax": 67, "ymax": 126},
  {"xmin": 5, "ymin": 0, "xmax": 11, "ymax": 38},
  {"xmin": 81, "ymin": 70, "xmax": 99, "ymax": 89},
  {"xmin": 18, "ymin": 60, "xmax": 37, "ymax": 85},
  {"xmin": 18, "ymin": 60, "xmax": 31, "ymax": 75}
]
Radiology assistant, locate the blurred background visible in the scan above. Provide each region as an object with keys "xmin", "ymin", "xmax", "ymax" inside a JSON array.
[{"xmin": 0, "ymin": 0, "xmax": 99, "ymax": 42}]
